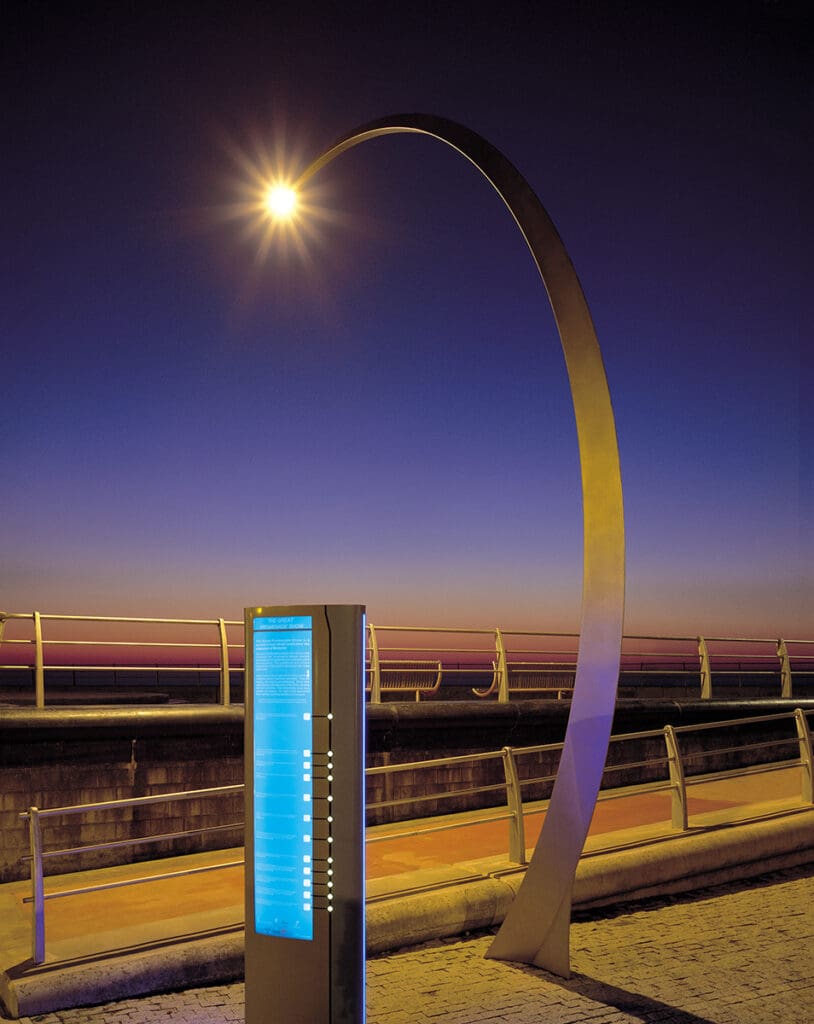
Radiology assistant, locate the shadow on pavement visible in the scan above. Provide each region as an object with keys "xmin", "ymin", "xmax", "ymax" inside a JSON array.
[
  {"xmin": 508, "ymin": 964, "xmax": 718, "ymax": 1024},
  {"xmin": 566, "ymin": 973, "xmax": 717, "ymax": 1024}
]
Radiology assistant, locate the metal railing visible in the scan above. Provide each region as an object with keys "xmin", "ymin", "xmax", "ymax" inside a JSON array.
[
  {"xmin": 367, "ymin": 625, "xmax": 814, "ymax": 702},
  {"xmin": 2, "ymin": 611, "xmax": 813, "ymax": 707},
  {"xmin": 19, "ymin": 707, "xmax": 814, "ymax": 963},
  {"xmin": 0, "ymin": 611, "xmax": 243, "ymax": 708}
]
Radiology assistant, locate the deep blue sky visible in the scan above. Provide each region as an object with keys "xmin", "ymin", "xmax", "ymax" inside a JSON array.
[{"xmin": 2, "ymin": 1, "xmax": 809, "ymax": 637}]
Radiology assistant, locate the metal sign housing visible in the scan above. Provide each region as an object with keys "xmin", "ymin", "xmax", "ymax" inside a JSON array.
[{"xmin": 244, "ymin": 604, "xmax": 365, "ymax": 1023}]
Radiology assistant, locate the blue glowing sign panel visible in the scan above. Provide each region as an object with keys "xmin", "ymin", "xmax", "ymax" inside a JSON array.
[{"xmin": 253, "ymin": 615, "xmax": 314, "ymax": 940}]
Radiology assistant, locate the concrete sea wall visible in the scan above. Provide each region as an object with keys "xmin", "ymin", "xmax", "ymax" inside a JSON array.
[{"xmin": 1, "ymin": 700, "xmax": 809, "ymax": 883}]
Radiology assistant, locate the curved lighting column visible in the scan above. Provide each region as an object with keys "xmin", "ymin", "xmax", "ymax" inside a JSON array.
[{"xmin": 298, "ymin": 114, "xmax": 625, "ymax": 976}]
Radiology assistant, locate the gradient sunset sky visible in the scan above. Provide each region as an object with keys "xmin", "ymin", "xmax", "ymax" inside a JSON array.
[{"xmin": 2, "ymin": 2, "xmax": 809, "ymax": 638}]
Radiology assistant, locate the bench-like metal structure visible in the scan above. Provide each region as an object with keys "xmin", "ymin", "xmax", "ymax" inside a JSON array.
[
  {"xmin": 365, "ymin": 659, "xmax": 443, "ymax": 702},
  {"xmin": 474, "ymin": 660, "xmax": 574, "ymax": 699}
]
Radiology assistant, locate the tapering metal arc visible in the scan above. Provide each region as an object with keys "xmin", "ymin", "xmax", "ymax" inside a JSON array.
[{"xmin": 299, "ymin": 113, "xmax": 625, "ymax": 976}]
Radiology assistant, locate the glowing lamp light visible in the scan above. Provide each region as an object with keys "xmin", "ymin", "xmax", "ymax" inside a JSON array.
[{"xmin": 264, "ymin": 183, "xmax": 298, "ymax": 219}]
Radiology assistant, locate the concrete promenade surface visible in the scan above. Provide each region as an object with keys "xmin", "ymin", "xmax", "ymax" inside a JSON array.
[{"xmin": 7, "ymin": 863, "xmax": 814, "ymax": 1024}]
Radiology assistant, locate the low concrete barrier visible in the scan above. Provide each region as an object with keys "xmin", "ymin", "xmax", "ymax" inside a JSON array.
[{"xmin": 3, "ymin": 807, "xmax": 812, "ymax": 1018}]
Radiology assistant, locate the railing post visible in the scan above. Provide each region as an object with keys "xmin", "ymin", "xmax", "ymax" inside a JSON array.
[
  {"xmin": 777, "ymin": 639, "xmax": 792, "ymax": 699},
  {"xmin": 217, "ymin": 618, "xmax": 231, "ymax": 706},
  {"xmin": 500, "ymin": 746, "xmax": 527, "ymax": 864},
  {"xmin": 33, "ymin": 610, "xmax": 45, "ymax": 708},
  {"xmin": 663, "ymin": 725, "xmax": 689, "ymax": 830},
  {"xmin": 794, "ymin": 708, "xmax": 813, "ymax": 804},
  {"xmin": 368, "ymin": 623, "xmax": 381, "ymax": 703},
  {"xmin": 28, "ymin": 806, "xmax": 46, "ymax": 963},
  {"xmin": 495, "ymin": 627, "xmax": 509, "ymax": 703},
  {"xmin": 697, "ymin": 635, "xmax": 711, "ymax": 700}
]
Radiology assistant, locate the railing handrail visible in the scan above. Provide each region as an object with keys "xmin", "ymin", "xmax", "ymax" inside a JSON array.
[
  {"xmin": 19, "ymin": 784, "xmax": 244, "ymax": 820},
  {"xmin": 20, "ymin": 707, "xmax": 813, "ymax": 825},
  {"xmin": 2, "ymin": 611, "xmax": 813, "ymax": 709},
  {"xmin": 1, "ymin": 611, "xmax": 244, "ymax": 626},
  {"xmin": 19, "ymin": 705, "xmax": 814, "ymax": 963},
  {"xmin": 4, "ymin": 610, "xmax": 812, "ymax": 645}
]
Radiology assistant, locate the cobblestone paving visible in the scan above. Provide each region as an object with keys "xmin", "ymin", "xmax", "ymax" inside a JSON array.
[{"xmin": 11, "ymin": 865, "xmax": 814, "ymax": 1024}]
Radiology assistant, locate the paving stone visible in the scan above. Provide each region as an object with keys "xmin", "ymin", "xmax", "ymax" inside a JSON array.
[{"xmin": 7, "ymin": 863, "xmax": 814, "ymax": 1023}]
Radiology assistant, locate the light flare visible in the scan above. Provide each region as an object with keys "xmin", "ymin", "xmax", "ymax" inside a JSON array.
[{"xmin": 264, "ymin": 182, "xmax": 298, "ymax": 220}]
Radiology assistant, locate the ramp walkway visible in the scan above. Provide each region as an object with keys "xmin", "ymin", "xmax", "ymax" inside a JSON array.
[{"xmin": 2, "ymin": 767, "xmax": 813, "ymax": 1018}]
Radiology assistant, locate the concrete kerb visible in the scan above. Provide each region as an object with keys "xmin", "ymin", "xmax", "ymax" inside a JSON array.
[
  {"xmin": 366, "ymin": 806, "xmax": 814, "ymax": 951},
  {"xmin": 0, "ymin": 929, "xmax": 244, "ymax": 1020},
  {"xmin": 573, "ymin": 805, "xmax": 814, "ymax": 908},
  {"xmin": 3, "ymin": 807, "xmax": 813, "ymax": 1019}
]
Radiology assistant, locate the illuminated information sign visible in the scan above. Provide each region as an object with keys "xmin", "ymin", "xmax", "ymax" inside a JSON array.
[
  {"xmin": 245, "ymin": 604, "xmax": 365, "ymax": 1024},
  {"xmin": 253, "ymin": 615, "xmax": 314, "ymax": 941}
]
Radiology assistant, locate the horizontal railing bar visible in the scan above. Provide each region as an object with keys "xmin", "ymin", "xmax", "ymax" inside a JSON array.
[
  {"xmin": 685, "ymin": 759, "xmax": 802, "ymax": 787},
  {"xmin": 367, "ymin": 781, "xmax": 508, "ymax": 810},
  {"xmin": 374, "ymin": 665, "xmax": 491, "ymax": 673},
  {"xmin": 506, "ymin": 741, "xmax": 567, "ymax": 757},
  {"xmin": 517, "ymin": 773, "xmax": 558, "ymax": 787},
  {"xmin": 510, "ymin": 662, "xmax": 575, "ymax": 669},
  {"xmin": 23, "ymin": 859, "xmax": 246, "ymax": 904},
  {"xmin": 705, "ymin": 670, "xmax": 784, "ymax": 676},
  {"xmin": 709, "ymin": 655, "xmax": 782, "ymax": 661},
  {"xmin": 617, "ymin": 670, "xmax": 701, "ymax": 675},
  {"xmin": 679, "ymin": 739, "xmax": 797, "ymax": 760},
  {"xmin": 377, "ymin": 645, "xmax": 495, "ymax": 653},
  {"xmin": 608, "ymin": 727, "xmax": 680, "ymax": 743},
  {"xmin": 378, "ymin": 670, "xmax": 441, "ymax": 676},
  {"xmin": 19, "ymin": 784, "xmax": 244, "ymax": 820},
  {"xmin": 0, "ymin": 663, "xmax": 244, "ymax": 671},
  {"xmin": 372, "ymin": 626, "xmax": 498, "ymax": 635},
  {"xmin": 673, "ymin": 711, "xmax": 798, "ymax": 733},
  {"xmin": 503, "ymin": 647, "xmax": 577, "ymax": 655},
  {"xmin": 596, "ymin": 779, "xmax": 674, "ymax": 801},
  {"xmin": 622, "ymin": 633, "xmax": 701, "ymax": 642},
  {"xmin": 35, "ymin": 822, "xmax": 243, "ymax": 861},
  {"xmin": 378, "ymin": 649, "xmax": 494, "ymax": 657},
  {"xmin": 4, "ymin": 616, "xmax": 811, "ymax": 649},
  {"xmin": 501, "ymin": 630, "xmax": 580, "ymax": 638},
  {"xmin": 2, "ymin": 613, "xmax": 244, "ymax": 625},
  {"xmin": 13, "ymin": 665, "xmax": 236, "ymax": 674},
  {"xmin": 18, "ymin": 663, "xmax": 786, "ymax": 676},
  {"xmin": 379, "ymin": 659, "xmax": 443, "ymax": 664},
  {"xmin": 378, "ymin": 627, "xmax": 687, "ymax": 641},
  {"xmin": 621, "ymin": 652, "xmax": 701, "ymax": 659},
  {"xmin": 374, "ymin": 664, "xmax": 488, "ymax": 672},
  {"xmin": 365, "ymin": 750, "xmax": 503, "ymax": 775},
  {"xmin": 41, "ymin": 640, "xmax": 223, "ymax": 649},
  {"xmin": 505, "ymin": 688, "xmax": 572, "ymax": 694},
  {"xmin": 703, "ymin": 635, "xmax": 796, "ymax": 644},
  {"xmin": 601, "ymin": 757, "xmax": 671, "ymax": 773}
]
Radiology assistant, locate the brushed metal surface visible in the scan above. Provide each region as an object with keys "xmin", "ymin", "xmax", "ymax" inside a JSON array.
[{"xmin": 299, "ymin": 114, "xmax": 625, "ymax": 975}]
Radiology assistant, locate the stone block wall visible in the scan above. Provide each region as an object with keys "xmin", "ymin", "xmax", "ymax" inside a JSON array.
[
  {"xmin": 0, "ymin": 708, "xmax": 243, "ymax": 883},
  {"xmin": 2, "ymin": 698, "xmax": 809, "ymax": 882}
]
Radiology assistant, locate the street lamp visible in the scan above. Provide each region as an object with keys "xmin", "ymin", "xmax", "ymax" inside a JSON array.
[
  {"xmin": 277, "ymin": 113, "xmax": 625, "ymax": 977},
  {"xmin": 264, "ymin": 182, "xmax": 298, "ymax": 220}
]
